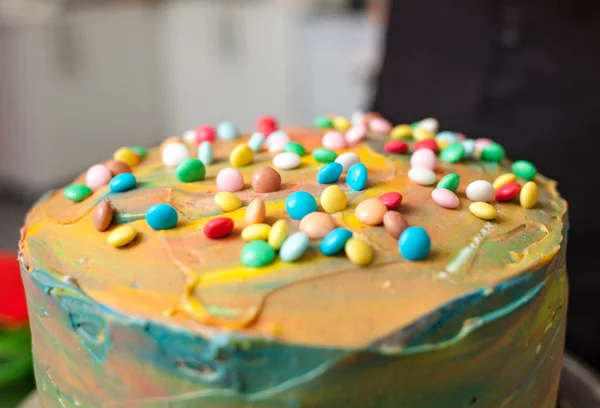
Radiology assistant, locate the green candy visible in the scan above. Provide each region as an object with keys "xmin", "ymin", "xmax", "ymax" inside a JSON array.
[
  {"xmin": 440, "ymin": 144, "xmax": 466, "ymax": 163},
  {"xmin": 130, "ymin": 146, "xmax": 148, "ymax": 159},
  {"xmin": 481, "ymin": 142, "xmax": 505, "ymax": 162},
  {"xmin": 176, "ymin": 158, "xmax": 206, "ymax": 182},
  {"xmin": 314, "ymin": 116, "xmax": 334, "ymax": 129},
  {"xmin": 64, "ymin": 184, "xmax": 92, "ymax": 202},
  {"xmin": 437, "ymin": 173, "xmax": 461, "ymax": 192},
  {"xmin": 312, "ymin": 148, "xmax": 337, "ymax": 163},
  {"xmin": 512, "ymin": 160, "xmax": 537, "ymax": 181},
  {"xmin": 283, "ymin": 142, "xmax": 306, "ymax": 156},
  {"xmin": 241, "ymin": 241, "xmax": 276, "ymax": 268}
]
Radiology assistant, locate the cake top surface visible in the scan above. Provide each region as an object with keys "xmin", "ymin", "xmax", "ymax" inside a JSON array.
[{"xmin": 19, "ymin": 115, "xmax": 567, "ymax": 349}]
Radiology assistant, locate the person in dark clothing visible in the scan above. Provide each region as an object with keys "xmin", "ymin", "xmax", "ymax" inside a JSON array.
[{"xmin": 372, "ymin": 1, "xmax": 600, "ymax": 370}]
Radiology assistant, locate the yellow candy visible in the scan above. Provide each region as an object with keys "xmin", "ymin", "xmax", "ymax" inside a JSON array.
[
  {"xmin": 268, "ymin": 219, "xmax": 288, "ymax": 250},
  {"xmin": 493, "ymin": 173, "xmax": 517, "ymax": 190},
  {"xmin": 215, "ymin": 192, "xmax": 242, "ymax": 212},
  {"xmin": 320, "ymin": 185, "xmax": 347, "ymax": 214},
  {"xmin": 107, "ymin": 225, "xmax": 137, "ymax": 247},
  {"xmin": 230, "ymin": 144, "xmax": 254, "ymax": 168},
  {"xmin": 520, "ymin": 181, "xmax": 538, "ymax": 209},
  {"xmin": 469, "ymin": 202, "xmax": 498, "ymax": 220},
  {"xmin": 241, "ymin": 223, "xmax": 271, "ymax": 242},
  {"xmin": 113, "ymin": 147, "xmax": 140, "ymax": 168},
  {"xmin": 413, "ymin": 128, "xmax": 435, "ymax": 141},
  {"xmin": 332, "ymin": 116, "xmax": 351, "ymax": 132},
  {"xmin": 390, "ymin": 124, "xmax": 412, "ymax": 139},
  {"xmin": 436, "ymin": 139, "xmax": 451, "ymax": 150},
  {"xmin": 345, "ymin": 237, "xmax": 373, "ymax": 266}
]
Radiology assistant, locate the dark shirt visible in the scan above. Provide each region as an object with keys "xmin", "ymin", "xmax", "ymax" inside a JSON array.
[{"xmin": 373, "ymin": 0, "xmax": 600, "ymax": 369}]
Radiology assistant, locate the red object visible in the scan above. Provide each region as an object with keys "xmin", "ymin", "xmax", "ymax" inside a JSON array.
[
  {"xmin": 495, "ymin": 182, "xmax": 522, "ymax": 202},
  {"xmin": 384, "ymin": 140, "xmax": 409, "ymax": 154},
  {"xmin": 204, "ymin": 217, "xmax": 234, "ymax": 239},
  {"xmin": 379, "ymin": 192, "xmax": 403, "ymax": 210},
  {"xmin": 413, "ymin": 139, "xmax": 438, "ymax": 152},
  {"xmin": 256, "ymin": 115, "xmax": 278, "ymax": 137},
  {"xmin": 0, "ymin": 251, "xmax": 28, "ymax": 324},
  {"xmin": 195, "ymin": 125, "xmax": 216, "ymax": 143}
]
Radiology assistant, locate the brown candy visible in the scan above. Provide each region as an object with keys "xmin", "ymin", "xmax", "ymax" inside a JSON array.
[
  {"xmin": 106, "ymin": 160, "xmax": 131, "ymax": 176},
  {"xmin": 93, "ymin": 200, "xmax": 114, "ymax": 232},
  {"xmin": 299, "ymin": 212, "xmax": 336, "ymax": 240},
  {"xmin": 383, "ymin": 211, "xmax": 409, "ymax": 239},
  {"xmin": 251, "ymin": 166, "xmax": 281, "ymax": 193}
]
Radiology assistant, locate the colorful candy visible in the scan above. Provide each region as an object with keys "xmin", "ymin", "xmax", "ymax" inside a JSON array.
[
  {"xmin": 462, "ymin": 139, "xmax": 475, "ymax": 158},
  {"xmin": 346, "ymin": 163, "xmax": 368, "ymax": 191},
  {"xmin": 332, "ymin": 116, "xmax": 351, "ymax": 132},
  {"xmin": 383, "ymin": 211, "xmax": 409, "ymax": 239},
  {"xmin": 481, "ymin": 142, "xmax": 505, "ymax": 162},
  {"xmin": 216, "ymin": 168, "xmax": 244, "ymax": 192},
  {"xmin": 113, "ymin": 147, "xmax": 140, "ymax": 168},
  {"xmin": 299, "ymin": 212, "xmax": 336, "ymax": 239},
  {"xmin": 320, "ymin": 228, "xmax": 353, "ymax": 256},
  {"xmin": 431, "ymin": 188, "xmax": 460, "ymax": 209},
  {"xmin": 229, "ymin": 144, "xmax": 254, "ymax": 168},
  {"xmin": 204, "ymin": 217, "xmax": 234, "ymax": 239},
  {"xmin": 273, "ymin": 152, "xmax": 301, "ymax": 170},
  {"xmin": 256, "ymin": 115, "xmax": 278, "ymax": 136},
  {"xmin": 314, "ymin": 115, "xmax": 334, "ymax": 129},
  {"xmin": 413, "ymin": 128, "xmax": 435, "ymax": 142},
  {"xmin": 399, "ymin": 226, "xmax": 431, "ymax": 261},
  {"xmin": 379, "ymin": 192, "xmax": 403, "ymax": 210},
  {"xmin": 130, "ymin": 146, "xmax": 148, "ymax": 159},
  {"xmin": 322, "ymin": 130, "xmax": 348, "ymax": 150},
  {"xmin": 465, "ymin": 180, "xmax": 495, "ymax": 202},
  {"xmin": 345, "ymin": 238, "xmax": 373, "ymax": 266},
  {"xmin": 317, "ymin": 162, "xmax": 343, "ymax": 184},
  {"xmin": 440, "ymin": 144, "xmax": 466, "ymax": 163},
  {"xmin": 355, "ymin": 198, "xmax": 387, "ymax": 226},
  {"xmin": 520, "ymin": 181, "xmax": 538, "ymax": 209},
  {"xmin": 436, "ymin": 131, "xmax": 459, "ymax": 145},
  {"xmin": 86, "ymin": 164, "xmax": 112, "ymax": 190},
  {"xmin": 241, "ymin": 224, "xmax": 271, "ymax": 241},
  {"xmin": 474, "ymin": 138, "xmax": 493, "ymax": 153},
  {"xmin": 413, "ymin": 139, "xmax": 438, "ymax": 152},
  {"xmin": 176, "ymin": 158, "xmax": 206, "ymax": 182},
  {"xmin": 268, "ymin": 219, "xmax": 288, "ymax": 250},
  {"xmin": 217, "ymin": 121, "xmax": 240, "ymax": 141},
  {"xmin": 369, "ymin": 117, "xmax": 392, "ymax": 134},
  {"xmin": 106, "ymin": 160, "xmax": 131, "ymax": 176},
  {"xmin": 196, "ymin": 125, "xmax": 216, "ymax": 143},
  {"xmin": 245, "ymin": 198, "xmax": 266, "ymax": 224},
  {"xmin": 410, "ymin": 149, "xmax": 436, "ymax": 170},
  {"xmin": 495, "ymin": 182, "xmax": 521, "ymax": 202},
  {"xmin": 313, "ymin": 148, "xmax": 338, "ymax": 164},
  {"xmin": 109, "ymin": 173, "xmax": 137, "ymax": 193},
  {"xmin": 345, "ymin": 124, "xmax": 367, "ymax": 145},
  {"xmin": 283, "ymin": 142, "xmax": 307, "ymax": 156},
  {"xmin": 437, "ymin": 173, "xmax": 460, "ymax": 192},
  {"xmin": 390, "ymin": 124, "xmax": 412, "ymax": 139},
  {"xmin": 241, "ymin": 241, "xmax": 275, "ymax": 267},
  {"xmin": 493, "ymin": 173, "xmax": 517, "ymax": 190},
  {"xmin": 215, "ymin": 192, "xmax": 243, "ymax": 212},
  {"xmin": 320, "ymin": 185, "xmax": 347, "ymax": 213},
  {"xmin": 266, "ymin": 131, "xmax": 290, "ymax": 153},
  {"xmin": 93, "ymin": 200, "xmax": 114, "ymax": 232},
  {"xmin": 146, "ymin": 203, "xmax": 178, "ymax": 230},
  {"xmin": 162, "ymin": 142, "xmax": 189, "ymax": 167},
  {"xmin": 416, "ymin": 117, "xmax": 439, "ymax": 134},
  {"xmin": 512, "ymin": 160, "xmax": 537, "ymax": 181},
  {"xmin": 334, "ymin": 152, "xmax": 360, "ymax": 172},
  {"xmin": 286, "ymin": 191, "xmax": 318, "ymax": 220},
  {"xmin": 107, "ymin": 226, "xmax": 137, "ymax": 248},
  {"xmin": 469, "ymin": 202, "xmax": 498, "ymax": 220},
  {"xmin": 64, "ymin": 184, "xmax": 92, "ymax": 203},
  {"xmin": 384, "ymin": 140, "xmax": 409, "ymax": 154},
  {"xmin": 251, "ymin": 166, "xmax": 281, "ymax": 193},
  {"xmin": 198, "ymin": 141, "xmax": 214, "ymax": 165},
  {"xmin": 408, "ymin": 168, "xmax": 436, "ymax": 186},
  {"xmin": 248, "ymin": 132, "xmax": 266, "ymax": 152},
  {"xmin": 279, "ymin": 232, "xmax": 310, "ymax": 262}
]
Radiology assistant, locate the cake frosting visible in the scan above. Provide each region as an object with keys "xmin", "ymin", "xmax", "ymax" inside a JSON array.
[{"xmin": 19, "ymin": 117, "xmax": 568, "ymax": 407}]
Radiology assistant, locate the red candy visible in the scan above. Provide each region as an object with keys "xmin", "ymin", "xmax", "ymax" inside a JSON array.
[
  {"xmin": 196, "ymin": 125, "xmax": 216, "ymax": 143},
  {"xmin": 379, "ymin": 192, "xmax": 403, "ymax": 210},
  {"xmin": 495, "ymin": 182, "xmax": 522, "ymax": 202},
  {"xmin": 256, "ymin": 115, "xmax": 278, "ymax": 137},
  {"xmin": 384, "ymin": 140, "xmax": 409, "ymax": 154},
  {"xmin": 204, "ymin": 217, "xmax": 234, "ymax": 239},
  {"xmin": 413, "ymin": 139, "xmax": 438, "ymax": 152}
]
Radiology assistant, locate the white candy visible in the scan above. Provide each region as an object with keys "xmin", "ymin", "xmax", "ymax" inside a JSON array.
[
  {"xmin": 182, "ymin": 129, "xmax": 196, "ymax": 143},
  {"xmin": 417, "ymin": 117, "xmax": 439, "ymax": 134},
  {"xmin": 408, "ymin": 167, "xmax": 437, "ymax": 186},
  {"xmin": 273, "ymin": 152, "xmax": 301, "ymax": 170},
  {"xmin": 162, "ymin": 142, "xmax": 189, "ymax": 167},
  {"xmin": 466, "ymin": 180, "xmax": 495, "ymax": 202},
  {"xmin": 198, "ymin": 141, "xmax": 214, "ymax": 165},
  {"xmin": 335, "ymin": 152, "xmax": 360, "ymax": 172}
]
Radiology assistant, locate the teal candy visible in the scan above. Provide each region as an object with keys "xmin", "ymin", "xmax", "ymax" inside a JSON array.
[
  {"xmin": 312, "ymin": 148, "xmax": 337, "ymax": 163},
  {"xmin": 440, "ymin": 144, "xmax": 466, "ymax": 163},
  {"xmin": 346, "ymin": 163, "xmax": 368, "ymax": 191},
  {"xmin": 462, "ymin": 139, "xmax": 475, "ymax": 158},
  {"xmin": 279, "ymin": 232, "xmax": 309, "ymax": 262},
  {"xmin": 109, "ymin": 173, "xmax": 137, "ymax": 193},
  {"xmin": 217, "ymin": 121, "xmax": 240, "ymax": 141},
  {"xmin": 317, "ymin": 162, "xmax": 343, "ymax": 184},
  {"xmin": 320, "ymin": 228, "xmax": 352, "ymax": 256},
  {"xmin": 436, "ymin": 131, "xmax": 458, "ymax": 144},
  {"xmin": 198, "ymin": 141, "xmax": 214, "ymax": 165},
  {"xmin": 146, "ymin": 203, "xmax": 178, "ymax": 230},
  {"xmin": 481, "ymin": 142, "xmax": 505, "ymax": 162},
  {"xmin": 241, "ymin": 241, "xmax": 276, "ymax": 267},
  {"xmin": 437, "ymin": 173, "xmax": 461, "ymax": 192},
  {"xmin": 399, "ymin": 227, "xmax": 431, "ymax": 261},
  {"xmin": 512, "ymin": 160, "xmax": 537, "ymax": 181},
  {"xmin": 286, "ymin": 191, "xmax": 317, "ymax": 220},
  {"xmin": 248, "ymin": 132, "xmax": 266, "ymax": 152},
  {"xmin": 64, "ymin": 184, "xmax": 92, "ymax": 202}
]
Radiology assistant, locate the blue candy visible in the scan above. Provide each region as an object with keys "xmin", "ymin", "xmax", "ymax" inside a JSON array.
[
  {"xmin": 146, "ymin": 203, "xmax": 179, "ymax": 230},
  {"xmin": 286, "ymin": 191, "xmax": 317, "ymax": 220},
  {"xmin": 398, "ymin": 226, "xmax": 431, "ymax": 261},
  {"xmin": 346, "ymin": 163, "xmax": 368, "ymax": 191},
  {"xmin": 462, "ymin": 139, "xmax": 475, "ymax": 158},
  {"xmin": 248, "ymin": 132, "xmax": 266, "ymax": 152},
  {"xmin": 279, "ymin": 232, "xmax": 309, "ymax": 262},
  {"xmin": 109, "ymin": 173, "xmax": 137, "ymax": 193},
  {"xmin": 317, "ymin": 162, "xmax": 343, "ymax": 184},
  {"xmin": 435, "ymin": 131, "xmax": 459, "ymax": 144},
  {"xmin": 320, "ymin": 228, "xmax": 352, "ymax": 256},
  {"xmin": 198, "ymin": 141, "xmax": 214, "ymax": 165},
  {"xmin": 217, "ymin": 121, "xmax": 240, "ymax": 141}
]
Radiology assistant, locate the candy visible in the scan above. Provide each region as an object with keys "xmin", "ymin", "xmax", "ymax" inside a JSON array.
[
  {"xmin": 495, "ymin": 182, "xmax": 521, "ymax": 202},
  {"xmin": 462, "ymin": 139, "xmax": 476, "ymax": 158},
  {"xmin": 86, "ymin": 164, "xmax": 112, "ymax": 190},
  {"xmin": 299, "ymin": 212, "xmax": 336, "ymax": 239},
  {"xmin": 390, "ymin": 124, "xmax": 412, "ymax": 139},
  {"xmin": 466, "ymin": 180, "xmax": 495, "ymax": 202},
  {"xmin": 384, "ymin": 140, "xmax": 409, "ymax": 154},
  {"xmin": 440, "ymin": 143, "xmax": 466, "ymax": 163},
  {"xmin": 230, "ymin": 144, "xmax": 254, "ymax": 168},
  {"xmin": 196, "ymin": 125, "xmax": 216, "ymax": 143},
  {"xmin": 417, "ymin": 117, "xmax": 439, "ymax": 133},
  {"xmin": 413, "ymin": 128, "xmax": 435, "ymax": 142},
  {"xmin": 320, "ymin": 185, "xmax": 347, "ymax": 213},
  {"xmin": 283, "ymin": 142, "xmax": 307, "ymax": 156},
  {"xmin": 322, "ymin": 131, "xmax": 347, "ymax": 150},
  {"xmin": 256, "ymin": 115, "xmax": 278, "ymax": 136},
  {"xmin": 217, "ymin": 121, "xmax": 240, "ymax": 141},
  {"xmin": 512, "ymin": 160, "xmax": 537, "ymax": 181},
  {"xmin": 251, "ymin": 167, "xmax": 281, "ymax": 193},
  {"xmin": 413, "ymin": 139, "xmax": 438, "ymax": 152},
  {"xmin": 410, "ymin": 149, "xmax": 436, "ymax": 170},
  {"xmin": 334, "ymin": 152, "xmax": 360, "ymax": 172},
  {"xmin": 130, "ymin": 146, "xmax": 148, "ymax": 159},
  {"xmin": 314, "ymin": 115, "xmax": 334, "ymax": 129},
  {"xmin": 273, "ymin": 152, "xmax": 301, "ymax": 170},
  {"xmin": 383, "ymin": 211, "xmax": 409, "ymax": 239},
  {"xmin": 346, "ymin": 163, "xmax": 368, "ymax": 191},
  {"xmin": 431, "ymin": 188, "xmax": 460, "ymax": 209},
  {"xmin": 437, "ymin": 173, "xmax": 460, "ymax": 192},
  {"xmin": 399, "ymin": 226, "xmax": 431, "ymax": 261},
  {"xmin": 320, "ymin": 228, "xmax": 353, "ymax": 256},
  {"xmin": 107, "ymin": 226, "xmax": 137, "ymax": 248},
  {"xmin": 183, "ymin": 129, "xmax": 197, "ymax": 143},
  {"xmin": 268, "ymin": 219, "xmax": 288, "ymax": 250},
  {"xmin": 176, "ymin": 158, "xmax": 206, "ymax": 182},
  {"xmin": 332, "ymin": 116, "xmax": 351, "ymax": 132},
  {"xmin": 106, "ymin": 160, "xmax": 131, "ymax": 176},
  {"xmin": 204, "ymin": 217, "xmax": 234, "ymax": 239},
  {"xmin": 198, "ymin": 141, "xmax": 214, "ymax": 165},
  {"xmin": 241, "ymin": 241, "xmax": 276, "ymax": 267},
  {"xmin": 312, "ymin": 148, "xmax": 338, "ymax": 163},
  {"xmin": 408, "ymin": 168, "xmax": 436, "ymax": 186},
  {"xmin": 64, "ymin": 184, "xmax": 92, "ymax": 203},
  {"xmin": 474, "ymin": 138, "xmax": 493, "ymax": 153},
  {"xmin": 355, "ymin": 198, "xmax": 387, "ymax": 226},
  {"xmin": 113, "ymin": 147, "xmax": 140, "ymax": 168},
  {"xmin": 241, "ymin": 224, "xmax": 271, "ymax": 241},
  {"xmin": 469, "ymin": 202, "xmax": 498, "ymax": 220},
  {"xmin": 436, "ymin": 131, "xmax": 458, "ymax": 145},
  {"xmin": 379, "ymin": 192, "xmax": 403, "ymax": 210},
  {"xmin": 481, "ymin": 142, "xmax": 505, "ymax": 162},
  {"xmin": 493, "ymin": 173, "xmax": 517, "ymax": 190},
  {"xmin": 217, "ymin": 168, "xmax": 244, "ymax": 192},
  {"xmin": 162, "ymin": 142, "xmax": 189, "ymax": 167},
  {"xmin": 286, "ymin": 191, "xmax": 318, "ymax": 220},
  {"xmin": 146, "ymin": 203, "xmax": 178, "ymax": 230},
  {"xmin": 317, "ymin": 162, "xmax": 343, "ymax": 184},
  {"xmin": 369, "ymin": 117, "xmax": 392, "ymax": 134},
  {"xmin": 351, "ymin": 110, "xmax": 365, "ymax": 125},
  {"xmin": 93, "ymin": 200, "xmax": 113, "ymax": 232},
  {"xmin": 344, "ymin": 238, "xmax": 373, "ymax": 266},
  {"xmin": 160, "ymin": 136, "xmax": 183, "ymax": 154},
  {"xmin": 109, "ymin": 173, "xmax": 137, "ymax": 193},
  {"xmin": 265, "ymin": 131, "xmax": 290, "ymax": 153},
  {"xmin": 280, "ymin": 232, "xmax": 310, "ymax": 262},
  {"xmin": 245, "ymin": 198, "xmax": 266, "ymax": 224},
  {"xmin": 215, "ymin": 192, "xmax": 243, "ymax": 212},
  {"xmin": 345, "ymin": 124, "xmax": 367, "ymax": 145},
  {"xmin": 248, "ymin": 132, "xmax": 266, "ymax": 152},
  {"xmin": 520, "ymin": 181, "xmax": 538, "ymax": 209}
]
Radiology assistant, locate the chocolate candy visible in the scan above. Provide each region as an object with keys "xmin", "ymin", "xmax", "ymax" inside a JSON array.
[
  {"xmin": 251, "ymin": 167, "xmax": 281, "ymax": 193},
  {"xmin": 93, "ymin": 200, "xmax": 114, "ymax": 232}
]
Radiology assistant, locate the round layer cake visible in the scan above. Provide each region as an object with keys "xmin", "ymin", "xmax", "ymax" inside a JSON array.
[{"xmin": 19, "ymin": 115, "xmax": 568, "ymax": 408}]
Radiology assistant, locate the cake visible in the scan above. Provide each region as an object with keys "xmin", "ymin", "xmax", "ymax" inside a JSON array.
[{"xmin": 19, "ymin": 114, "xmax": 568, "ymax": 407}]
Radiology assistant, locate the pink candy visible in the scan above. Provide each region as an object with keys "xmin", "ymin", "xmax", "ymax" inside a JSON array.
[
  {"xmin": 86, "ymin": 164, "xmax": 112, "ymax": 190},
  {"xmin": 345, "ymin": 124, "xmax": 367, "ymax": 145},
  {"xmin": 474, "ymin": 138, "xmax": 493, "ymax": 153},
  {"xmin": 322, "ymin": 131, "xmax": 347, "ymax": 150},
  {"xmin": 410, "ymin": 149, "xmax": 437, "ymax": 170},
  {"xmin": 216, "ymin": 168, "xmax": 244, "ymax": 192},
  {"xmin": 368, "ymin": 117, "xmax": 392, "ymax": 134},
  {"xmin": 431, "ymin": 188, "xmax": 460, "ymax": 209}
]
